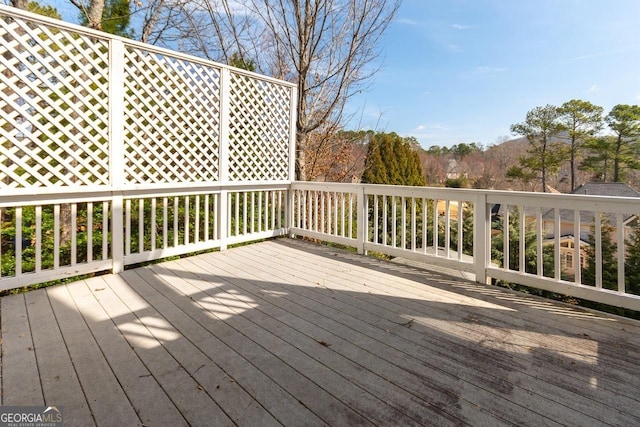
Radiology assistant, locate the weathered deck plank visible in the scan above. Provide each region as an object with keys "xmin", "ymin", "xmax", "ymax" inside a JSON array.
[
  {"xmin": 23, "ymin": 289, "xmax": 92, "ymax": 426},
  {"xmin": 125, "ymin": 266, "xmax": 324, "ymax": 427},
  {"xmin": 183, "ymin": 251, "xmax": 511, "ymax": 426},
  {"xmin": 247, "ymin": 240, "xmax": 640, "ymax": 425},
  {"xmin": 1, "ymin": 294, "xmax": 43, "ymax": 406},
  {"xmin": 45, "ymin": 284, "xmax": 141, "ymax": 426},
  {"xmin": 137, "ymin": 264, "xmax": 373, "ymax": 426},
  {"xmin": 217, "ymin": 242, "xmax": 615, "ymax": 426},
  {"xmin": 2, "ymin": 238, "xmax": 640, "ymax": 426},
  {"xmin": 68, "ymin": 276, "xmax": 188, "ymax": 427},
  {"xmin": 163, "ymin": 256, "xmax": 456, "ymax": 427}
]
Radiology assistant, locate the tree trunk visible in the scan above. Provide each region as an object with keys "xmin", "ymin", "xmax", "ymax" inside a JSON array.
[
  {"xmin": 70, "ymin": 0, "xmax": 106, "ymax": 30},
  {"xmin": 296, "ymin": 131, "xmax": 307, "ymax": 181},
  {"xmin": 10, "ymin": 0, "xmax": 29, "ymax": 9},
  {"xmin": 614, "ymin": 135, "xmax": 622, "ymax": 182},
  {"xmin": 570, "ymin": 135, "xmax": 576, "ymax": 191}
]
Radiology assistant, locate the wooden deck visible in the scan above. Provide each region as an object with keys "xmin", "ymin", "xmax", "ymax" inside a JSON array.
[{"xmin": 2, "ymin": 239, "xmax": 640, "ymax": 426}]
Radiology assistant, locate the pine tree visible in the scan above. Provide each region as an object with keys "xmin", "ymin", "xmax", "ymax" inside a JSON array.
[
  {"xmin": 27, "ymin": 2, "xmax": 61, "ymax": 18},
  {"xmin": 582, "ymin": 217, "xmax": 618, "ymax": 290},
  {"xmin": 362, "ymin": 132, "xmax": 425, "ymax": 248},
  {"xmin": 228, "ymin": 52, "xmax": 257, "ymax": 72},
  {"xmin": 78, "ymin": 0, "xmax": 134, "ymax": 38},
  {"xmin": 510, "ymin": 105, "xmax": 569, "ymax": 192},
  {"xmin": 580, "ymin": 136, "xmax": 617, "ymax": 182},
  {"xmin": 605, "ymin": 104, "xmax": 640, "ymax": 182},
  {"xmin": 491, "ymin": 207, "xmax": 556, "ymax": 277},
  {"xmin": 557, "ymin": 99, "xmax": 603, "ymax": 191},
  {"xmin": 625, "ymin": 219, "xmax": 640, "ymax": 295}
]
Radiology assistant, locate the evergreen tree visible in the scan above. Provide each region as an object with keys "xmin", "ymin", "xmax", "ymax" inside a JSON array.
[
  {"xmin": 27, "ymin": 1, "xmax": 61, "ymax": 18},
  {"xmin": 558, "ymin": 99, "xmax": 603, "ymax": 191},
  {"xmin": 79, "ymin": 0, "xmax": 134, "ymax": 38},
  {"xmin": 582, "ymin": 217, "xmax": 618, "ymax": 290},
  {"xmin": 362, "ymin": 132, "xmax": 425, "ymax": 248},
  {"xmin": 625, "ymin": 219, "xmax": 640, "ymax": 295},
  {"xmin": 580, "ymin": 136, "xmax": 617, "ymax": 182},
  {"xmin": 228, "ymin": 52, "xmax": 257, "ymax": 72},
  {"xmin": 492, "ymin": 207, "xmax": 535, "ymax": 273},
  {"xmin": 449, "ymin": 205, "xmax": 474, "ymax": 256},
  {"xmin": 491, "ymin": 207, "xmax": 556, "ymax": 278},
  {"xmin": 509, "ymin": 105, "xmax": 569, "ymax": 192},
  {"xmin": 362, "ymin": 132, "xmax": 425, "ymax": 186},
  {"xmin": 604, "ymin": 104, "xmax": 640, "ymax": 182}
]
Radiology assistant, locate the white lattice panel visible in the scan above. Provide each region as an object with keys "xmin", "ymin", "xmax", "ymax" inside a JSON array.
[
  {"xmin": 228, "ymin": 73, "xmax": 291, "ymax": 181},
  {"xmin": 0, "ymin": 13, "xmax": 110, "ymax": 188},
  {"xmin": 123, "ymin": 47, "xmax": 221, "ymax": 184}
]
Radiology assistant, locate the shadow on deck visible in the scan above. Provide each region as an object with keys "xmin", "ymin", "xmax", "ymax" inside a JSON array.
[{"xmin": 2, "ymin": 238, "xmax": 639, "ymax": 426}]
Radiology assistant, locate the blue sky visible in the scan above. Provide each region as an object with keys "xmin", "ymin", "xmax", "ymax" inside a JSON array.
[{"xmin": 346, "ymin": 0, "xmax": 640, "ymax": 148}]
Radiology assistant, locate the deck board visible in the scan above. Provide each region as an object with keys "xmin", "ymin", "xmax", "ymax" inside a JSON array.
[
  {"xmin": 2, "ymin": 238, "xmax": 640, "ymax": 426},
  {"xmin": 23, "ymin": 289, "xmax": 92, "ymax": 426},
  {"xmin": 1, "ymin": 294, "xmax": 43, "ymax": 406},
  {"xmin": 70, "ymin": 275, "xmax": 189, "ymax": 427},
  {"xmin": 228, "ymin": 242, "xmax": 632, "ymax": 426}
]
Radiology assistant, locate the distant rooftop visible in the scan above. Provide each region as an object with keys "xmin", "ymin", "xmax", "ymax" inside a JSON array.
[
  {"xmin": 543, "ymin": 182, "xmax": 640, "ymax": 224},
  {"xmin": 571, "ymin": 182, "xmax": 640, "ymax": 198}
]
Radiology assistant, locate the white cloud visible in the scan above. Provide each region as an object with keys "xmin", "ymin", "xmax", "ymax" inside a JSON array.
[
  {"xmin": 588, "ymin": 84, "xmax": 599, "ymax": 93},
  {"xmin": 451, "ymin": 24, "xmax": 472, "ymax": 30},
  {"xmin": 413, "ymin": 123, "xmax": 449, "ymax": 134},
  {"xmin": 571, "ymin": 48, "xmax": 631, "ymax": 62},
  {"xmin": 397, "ymin": 18, "xmax": 420, "ymax": 25},
  {"xmin": 472, "ymin": 66, "xmax": 507, "ymax": 75}
]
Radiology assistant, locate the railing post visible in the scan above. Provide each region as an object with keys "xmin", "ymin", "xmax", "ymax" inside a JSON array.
[
  {"xmin": 356, "ymin": 185, "xmax": 367, "ymax": 255},
  {"xmin": 288, "ymin": 86, "xmax": 297, "ymax": 182},
  {"xmin": 219, "ymin": 67, "xmax": 231, "ymax": 251},
  {"xmin": 287, "ymin": 85, "xmax": 298, "ymax": 237},
  {"xmin": 473, "ymin": 193, "xmax": 490, "ymax": 285},
  {"xmin": 109, "ymin": 39, "xmax": 125, "ymax": 273},
  {"xmin": 287, "ymin": 185, "xmax": 296, "ymax": 238}
]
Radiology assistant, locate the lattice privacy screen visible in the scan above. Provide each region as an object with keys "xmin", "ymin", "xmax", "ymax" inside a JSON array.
[
  {"xmin": 0, "ymin": 7, "xmax": 295, "ymax": 189},
  {"xmin": 0, "ymin": 14, "xmax": 110, "ymax": 188},
  {"xmin": 229, "ymin": 73, "xmax": 292, "ymax": 181},
  {"xmin": 123, "ymin": 47, "xmax": 222, "ymax": 185}
]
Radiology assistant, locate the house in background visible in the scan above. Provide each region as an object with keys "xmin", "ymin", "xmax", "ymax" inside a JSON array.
[{"xmin": 542, "ymin": 182, "xmax": 640, "ymax": 277}]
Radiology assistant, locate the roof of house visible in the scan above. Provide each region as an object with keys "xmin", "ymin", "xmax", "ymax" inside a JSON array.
[
  {"xmin": 543, "ymin": 182, "xmax": 640, "ymax": 225},
  {"xmin": 571, "ymin": 182, "xmax": 640, "ymax": 198}
]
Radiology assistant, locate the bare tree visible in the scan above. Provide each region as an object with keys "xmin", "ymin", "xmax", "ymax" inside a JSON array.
[
  {"xmin": 248, "ymin": 0, "xmax": 400, "ymax": 179},
  {"xmin": 139, "ymin": 0, "xmax": 400, "ymax": 180},
  {"xmin": 140, "ymin": 0, "xmax": 170, "ymax": 43},
  {"xmin": 9, "ymin": 0, "xmax": 29, "ymax": 9},
  {"xmin": 69, "ymin": 0, "xmax": 106, "ymax": 30},
  {"xmin": 137, "ymin": 0, "xmax": 255, "ymax": 61}
]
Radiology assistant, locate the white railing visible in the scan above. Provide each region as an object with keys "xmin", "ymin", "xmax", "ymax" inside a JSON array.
[
  {"xmin": 291, "ymin": 182, "xmax": 640, "ymax": 312},
  {"xmin": 121, "ymin": 184, "xmax": 288, "ymax": 266},
  {"xmin": 6, "ymin": 179, "xmax": 639, "ymax": 313},
  {"xmin": 484, "ymin": 190, "xmax": 640, "ymax": 310},
  {"xmin": 0, "ymin": 5, "xmax": 295, "ymax": 291},
  {"xmin": 2, "ymin": 6, "xmax": 640, "ymax": 314},
  {"xmin": 0, "ymin": 184, "xmax": 289, "ymax": 290}
]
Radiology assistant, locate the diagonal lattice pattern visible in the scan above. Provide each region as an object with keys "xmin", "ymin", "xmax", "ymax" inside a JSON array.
[
  {"xmin": 1, "ymin": 9, "xmax": 294, "ymax": 190},
  {"xmin": 0, "ymin": 14, "xmax": 110, "ymax": 188},
  {"xmin": 228, "ymin": 73, "xmax": 291, "ymax": 182},
  {"xmin": 123, "ymin": 47, "xmax": 221, "ymax": 184}
]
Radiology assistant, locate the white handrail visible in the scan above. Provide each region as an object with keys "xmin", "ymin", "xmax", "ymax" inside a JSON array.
[{"xmin": 290, "ymin": 182, "xmax": 640, "ymax": 312}]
